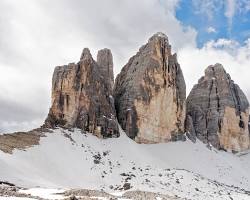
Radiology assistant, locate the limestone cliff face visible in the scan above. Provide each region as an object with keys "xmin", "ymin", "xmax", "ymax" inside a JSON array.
[
  {"xmin": 113, "ymin": 33, "xmax": 186, "ymax": 143},
  {"xmin": 97, "ymin": 48, "xmax": 114, "ymax": 90},
  {"xmin": 44, "ymin": 48, "xmax": 119, "ymax": 138},
  {"xmin": 186, "ymin": 64, "xmax": 250, "ymax": 152}
]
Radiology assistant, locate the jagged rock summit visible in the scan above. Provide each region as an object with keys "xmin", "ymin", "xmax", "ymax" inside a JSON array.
[
  {"xmin": 114, "ymin": 32, "xmax": 186, "ymax": 143},
  {"xmin": 186, "ymin": 63, "xmax": 250, "ymax": 152},
  {"xmin": 44, "ymin": 48, "xmax": 119, "ymax": 138}
]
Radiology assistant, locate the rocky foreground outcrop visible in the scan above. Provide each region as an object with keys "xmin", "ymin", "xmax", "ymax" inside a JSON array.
[
  {"xmin": 114, "ymin": 32, "xmax": 186, "ymax": 143},
  {"xmin": 186, "ymin": 64, "xmax": 250, "ymax": 151},
  {"xmin": 44, "ymin": 48, "xmax": 119, "ymax": 138}
]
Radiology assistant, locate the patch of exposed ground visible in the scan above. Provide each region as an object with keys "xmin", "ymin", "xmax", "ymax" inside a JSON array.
[
  {"xmin": 0, "ymin": 128, "xmax": 51, "ymax": 154},
  {"xmin": 0, "ymin": 185, "xmax": 183, "ymax": 200},
  {"xmin": 0, "ymin": 184, "xmax": 40, "ymax": 199},
  {"xmin": 64, "ymin": 189, "xmax": 182, "ymax": 200},
  {"xmin": 63, "ymin": 189, "xmax": 114, "ymax": 199},
  {"xmin": 122, "ymin": 190, "xmax": 182, "ymax": 200}
]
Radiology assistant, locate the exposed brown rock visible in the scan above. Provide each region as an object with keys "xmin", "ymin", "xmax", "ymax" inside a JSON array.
[
  {"xmin": 44, "ymin": 48, "xmax": 119, "ymax": 138},
  {"xmin": 64, "ymin": 189, "xmax": 182, "ymax": 200},
  {"xmin": 114, "ymin": 32, "xmax": 186, "ymax": 143},
  {"xmin": 0, "ymin": 128, "xmax": 47, "ymax": 154},
  {"xmin": 186, "ymin": 64, "xmax": 250, "ymax": 152},
  {"xmin": 122, "ymin": 190, "xmax": 182, "ymax": 200},
  {"xmin": 63, "ymin": 189, "xmax": 113, "ymax": 199}
]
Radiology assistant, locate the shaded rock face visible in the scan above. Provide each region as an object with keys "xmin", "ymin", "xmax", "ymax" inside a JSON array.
[
  {"xmin": 186, "ymin": 64, "xmax": 250, "ymax": 152},
  {"xmin": 44, "ymin": 48, "xmax": 119, "ymax": 138},
  {"xmin": 114, "ymin": 33, "xmax": 186, "ymax": 143},
  {"xmin": 97, "ymin": 48, "xmax": 114, "ymax": 90}
]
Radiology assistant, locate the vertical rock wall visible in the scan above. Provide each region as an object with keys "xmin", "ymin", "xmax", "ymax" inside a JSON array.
[
  {"xmin": 97, "ymin": 48, "xmax": 114, "ymax": 90},
  {"xmin": 186, "ymin": 64, "xmax": 250, "ymax": 151},
  {"xmin": 44, "ymin": 48, "xmax": 119, "ymax": 138},
  {"xmin": 114, "ymin": 33, "xmax": 186, "ymax": 143}
]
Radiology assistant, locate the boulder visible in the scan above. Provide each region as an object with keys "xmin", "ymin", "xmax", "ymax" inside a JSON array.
[
  {"xmin": 113, "ymin": 32, "xmax": 186, "ymax": 143},
  {"xmin": 186, "ymin": 64, "xmax": 250, "ymax": 151},
  {"xmin": 44, "ymin": 48, "xmax": 119, "ymax": 138}
]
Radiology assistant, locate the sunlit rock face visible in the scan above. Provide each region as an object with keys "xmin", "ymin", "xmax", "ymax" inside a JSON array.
[
  {"xmin": 186, "ymin": 64, "xmax": 250, "ymax": 152},
  {"xmin": 44, "ymin": 48, "xmax": 119, "ymax": 138},
  {"xmin": 114, "ymin": 32, "xmax": 186, "ymax": 143}
]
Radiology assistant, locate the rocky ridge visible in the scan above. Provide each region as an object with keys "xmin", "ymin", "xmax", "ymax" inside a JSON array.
[
  {"xmin": 186, "ymin": 64, "xmax": 250, "ymax": 152},
  {"xmin": 9, "ymin": 32, "xmax": 247, "ymax": 152}
]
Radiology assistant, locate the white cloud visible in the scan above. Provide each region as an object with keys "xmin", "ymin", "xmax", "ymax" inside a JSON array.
[
  {"xmin": 0, "ymin": 0, "xmax": 250, "ymax": 133},
  {"xmin": 207, "ymin": 27, "xmax": 217, "ymax": 33},
  {"xmin": 192, "ymin": 0, "xmax": 223, "ymax": 20},
  {"xmin": 178, "ymin": 38, "xmax": 250, "ymax": 100},
  {"xmin": 192, "ymin": 0, "xmax": 250, "ymax": 33},
  {"xmin": 238, "ymin": 0, "xmax": 250, "ymax": 13},
  {"xmin": 225, "ymin": 0, "xmax": 236, "ymax": 32},
  {"xmin": 205, "ymin": 38, "xmax": 240, "ymax": 55},
  {"xmin": 0, "ymin": 0, "xmax": 197, "ymax": 132},
  {"xmin": 225, "ymin": 0, "xmax": 236, "ymax": 19},
  {"xmin": 0, "ymin": 120, "xmax": 43, "ymax": 134}
]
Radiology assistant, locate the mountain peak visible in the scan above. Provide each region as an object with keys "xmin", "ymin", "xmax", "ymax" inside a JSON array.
[
  {"xmin": 97, "ymin": 48, "xmax": 114, "ymax": 89},
  {"xmin": 44, "ymin": 47, "xmax": 119, "ymax": 138},
  {"xmin": 205, "ymin": 63, "xmax": 226, "ymax": 78},
  {"xmin": 149, "ymin": 32, "xmax": 168, "ymax": 40},
  {"xmin": 186, "ymin": 64, "xmax": 250, "ymax": 152},
  {"xmin": 80, "ymin": 48, "xmax": 93, "ymax": 60},
  {"xmin": 114, "ymin": 32, "xmax": 185, "ymax": 143}
]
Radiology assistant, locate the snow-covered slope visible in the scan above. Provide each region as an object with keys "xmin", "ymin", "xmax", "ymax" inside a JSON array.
[{"xmin": 0, "ymin": 128, "xmax": 250, "ymax": 200}]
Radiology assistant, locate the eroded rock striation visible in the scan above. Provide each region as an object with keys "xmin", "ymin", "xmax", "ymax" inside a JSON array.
[
  {"xmin": 44, "ymin": 48, "xmax": 119, "ymax": 138},
  {"xmin": 186, "ymin": 64, "xmax": 250, "ymax": 151},
  {"xmin": 114, "ymin": 32, "xmax": 186, "ymax": 143}
]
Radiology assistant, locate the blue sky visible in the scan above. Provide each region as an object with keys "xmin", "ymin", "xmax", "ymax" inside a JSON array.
[{"xmin": 176, "ymin": 0, "xmax": 250, "ymax": 47}]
